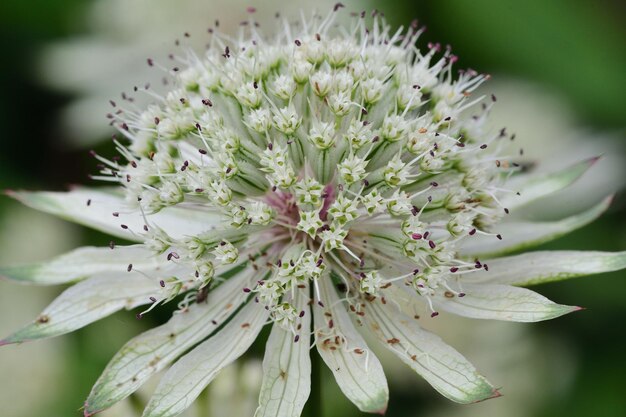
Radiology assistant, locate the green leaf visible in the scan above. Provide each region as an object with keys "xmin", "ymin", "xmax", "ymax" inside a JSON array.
[
  {"xmin": 7, "ymin": 188, "xmax": 223, "ymax": 241},
  {"xmin": 0, "ymin": 245, "xmax": 167, "ymax": 285},
  {"xmin": 460, "ymin": 195, "xmax": 612, "ymax": 257},
  {"xmin": 361, "ymin": 298, "xmax": 499, "ymax": 404},
  {"xmin": 432, "ymin": 283, "xmax": 578, "ymax": 322},
  {"xmin": 142, "ymin": 302, "xmax": 268, "ymax": 417},
  {"xmin": 84, "ymin": 270, "xmax": 253, "ymax": 415},
  {"xmin": 255, "ymin": 285, "xmax": 311, "ymax": 417},
  {"xmin": 469, "ymin": 250, "xmax": 626, "ymax": 286},
  {"xmin": 314, "ymin": 278, "xmax": 388, "ymax": 414},
  {"xmin": 1, "ymin": 273, "xmax": 159, "ymax": 345},
  {"xmin": 502, "ymin": 157, "xmax": 599, "ymax": 210}
]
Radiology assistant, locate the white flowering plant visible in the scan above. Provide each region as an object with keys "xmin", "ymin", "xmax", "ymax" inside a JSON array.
[{"xmin": 2, "ymin": 6, "xmax": 625, "ymax": 417}]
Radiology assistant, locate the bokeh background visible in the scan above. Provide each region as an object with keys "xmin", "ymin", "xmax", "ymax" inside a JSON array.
[{"xmin": 0, "ymin": 1, "xmax": 625, "ymax": 416}]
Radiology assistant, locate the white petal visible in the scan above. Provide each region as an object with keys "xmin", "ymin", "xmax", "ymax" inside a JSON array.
[
  {"xmin": 8, "ymin": 188, "xmax": 223, "ymax": 241},
  {"xmin": 143, "ymin": 301, "xmax": 268, "ymax": 417},
  {"xmin": 360, "ymin": 298, "xmax": 498, "ymax": 403},
  {"xmin": 432, "ymin": 283, "xmax": 578, "ymax": 322},
  {"xmin": 502, "ymin": 157, "xmax": 598, "ymax": 210},
  {"xmin": 255, "ymin": 286, "xmax": 311, "ymax": 417},
  {"xmin": 314, "ymin": 278, "xmax": 388, "ymax": 413},
  {"xmin": 0, "ymin": 245, "xmax": 167, "ymax": 285},
  {"xmin": 85, "ymin": 270, "xmax": 253, "ymax": 415},
  {"xmin": 460, "ymin": 196, "xmax": 611, "ymax": 257},
  {"xmin": 1, "ymin": 273, "xmax": 159, "ymax": 344},
  {"xmin": 468, "ymin": 250, "xmax": 626, "ymax": 286}
]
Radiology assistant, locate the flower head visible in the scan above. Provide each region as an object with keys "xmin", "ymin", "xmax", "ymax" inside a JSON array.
[{"xmin": 3, "ymin": 6, "xmax": 626, "ymax": 417}]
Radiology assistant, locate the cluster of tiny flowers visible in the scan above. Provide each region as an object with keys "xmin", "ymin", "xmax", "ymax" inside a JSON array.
[{"xmin": 95, "ymin": 7, "xmax": 513, "ymax": 327}]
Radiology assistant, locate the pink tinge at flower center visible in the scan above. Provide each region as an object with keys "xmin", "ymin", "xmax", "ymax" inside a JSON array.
[{"xmin": 264, "ymin": 183, "xmax": 337, "ymax": 243}]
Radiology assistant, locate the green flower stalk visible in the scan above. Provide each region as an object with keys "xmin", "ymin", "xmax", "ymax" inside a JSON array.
[{"xmin": 3, "ymin": 6, "xmax": 625, "ymax": 417}]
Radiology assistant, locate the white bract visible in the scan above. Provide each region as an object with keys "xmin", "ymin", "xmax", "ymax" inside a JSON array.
[{"xmin": 3, "ymin": 7, "xmax": 626, "ymax": 417}]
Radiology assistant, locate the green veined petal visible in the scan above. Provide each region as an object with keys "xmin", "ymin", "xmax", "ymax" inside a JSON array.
[
  {"xmin": 501, "ymin": 157, "xmax": 598, "ymax": 210},
  {"xmin": 1, "ymin": 273, "xmax": 160, "ymax": 345},
  {"xmin": 142, "ymin": 301, "xmax": 268, "ymax": 417},
  {"xmin": 0, "ymin": 245, "xmax": 166, "ymax": 285},
  {"xmin": 361, "ymin": 298, "xmax": 498, "ymax": 404},
  {"xmin": 468, "ymin": 250, "xmax": 626, "ymax": 286},
  {"xmin": 7, "ymin": 188, "xmax": 223, "ymax": 241},
  {"xmin": 85, "ymin": 269, "xmax": 253, "ymax": 415},
  {"xmin": 314, "ymin": 277, "xmax": 388, "ymax": 414},
  {"xmin": 460, "ymin": 195, "xmax": 611, "ymax": 257},
  {"xmin": 432, "ymin": 283, "xmax": 578, "ymax": 322},
  {"xmin": 255, "ymin": 284, "xmax": 311, "ymax": 417}
]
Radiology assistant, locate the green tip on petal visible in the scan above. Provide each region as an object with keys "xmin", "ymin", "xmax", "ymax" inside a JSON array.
[
  {"xmin": 83, "ymin": 402, "xmax": 101, "ymax": 417},
  {"xmin": 83, "ymin": 401, "xmax": 104, "ymax": 417},
  {"xmin": 476, "ymin": 389, "xmax": 503, "ymax": 403}
]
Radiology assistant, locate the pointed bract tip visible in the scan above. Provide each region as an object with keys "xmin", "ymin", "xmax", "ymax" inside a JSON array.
[
  {"xmin": 587, "ymin": 155, "xmax": 602, "ymax": 166},
  {"xmin": 83, "ymin": 403, "xmax": 99, "ymax": 417},
  {"xmin": 603, "ymin": 194, "xmax": 616, "ymax": 206},
  {"xmin": 574, "ymin": 306, "xmax": 587, "ymax": 312},
  {"xmin": 83, "ymin": 401, "xmax": 104, "ymax": 417},
  {"xmin": 0, "ymin": 338, "xmax": 16, "ymax": 347},
  {"xmin": 472, "ymin": 388, "xmax": 502, "ymax": 403}
]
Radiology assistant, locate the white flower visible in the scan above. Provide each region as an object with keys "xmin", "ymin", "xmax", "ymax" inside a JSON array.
[{"xmin": 3, "ymin": 7, "xmax": 626, "ymax": 417}]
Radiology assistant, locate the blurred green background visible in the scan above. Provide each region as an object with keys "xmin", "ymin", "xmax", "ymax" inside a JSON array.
[{"xmin": 0, "ymin": 1, "xmax": 624, "ymax": 416}]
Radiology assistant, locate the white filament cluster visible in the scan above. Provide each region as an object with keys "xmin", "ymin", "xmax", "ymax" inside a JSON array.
[{"xmin": 97, "ymin": 8, "xmax": 515, "ymax": 325}]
